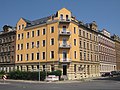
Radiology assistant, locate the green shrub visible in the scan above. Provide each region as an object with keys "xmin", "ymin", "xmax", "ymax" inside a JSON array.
[
  {"xmin": 8, "ymin": 70, "xmax": 47, "ymax": 81},
  {"xmin": 8, "ymin": 70, "xmax": 62, "ymax": 81},
  {"xmin": 48, "ymin": 70, "xmax": 61, "ymax": 76},
  {"xmin": 0, "ymin": 70, "xmax": 5, "ymax": 74}
]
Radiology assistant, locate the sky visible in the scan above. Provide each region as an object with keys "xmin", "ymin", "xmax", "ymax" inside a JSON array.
[{"xmin": 0, "ymin": 0, "xmax": 120, "ymax": 36}]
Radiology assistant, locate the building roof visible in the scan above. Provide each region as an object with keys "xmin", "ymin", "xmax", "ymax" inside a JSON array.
[{"xmin": 23, "ymin": 16, "xmax": 51, "ymax": 28}]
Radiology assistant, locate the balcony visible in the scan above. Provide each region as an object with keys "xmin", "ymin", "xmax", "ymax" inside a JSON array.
[
  {"xmin": 59, "ymin": 44, "xmax": 71, "ymax": 49},
  {"xmin": 59, "ymin": 19, "xmax": 71, "ymax": 23},
  {"xmin": 59, "ymin": 58, "xmax": 71, "ymax": 63},
  {"xmin": 59, "ymin": 31, "xmax": 71, "ymax": 36}
]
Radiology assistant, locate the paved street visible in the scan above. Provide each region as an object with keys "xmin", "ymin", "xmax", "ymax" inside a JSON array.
[{"xmin": 0, "ymin": 78, "xmax": 120, "ymax": 90}]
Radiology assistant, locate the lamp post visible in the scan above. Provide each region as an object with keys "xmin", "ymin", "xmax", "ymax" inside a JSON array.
[{"xmin": 34, "ymin": 45, "xmax": 40, "ymax": 81}]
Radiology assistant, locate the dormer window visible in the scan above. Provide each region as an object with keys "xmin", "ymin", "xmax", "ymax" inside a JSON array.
[
  {"xmin": 66, "ymin": 15, "xmax": 69, "ymax": 21},
  {"xmin": 60, "ymin": 14, "xmax": 63, "ymax": 20},
  {"xmin": 22, "ymin": 24, "xmax": 24, "ymax": 29},
  {"xmin": 18, "ymin": 25, "xmax": 21, "ymax": 30}
]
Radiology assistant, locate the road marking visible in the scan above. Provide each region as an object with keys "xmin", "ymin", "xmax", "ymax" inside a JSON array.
[{"xmin": 0, "ymin": 82, "xmax": 10, "ymax": 85}]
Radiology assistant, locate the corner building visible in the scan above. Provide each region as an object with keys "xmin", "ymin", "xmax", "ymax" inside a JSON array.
[{"xmin": 15, "ymin": 8, "xmax": 99, "ymax": 80}]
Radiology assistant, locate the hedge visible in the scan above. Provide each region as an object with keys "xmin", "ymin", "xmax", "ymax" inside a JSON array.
[{"xmin": 8, "ymin": 70, "xmax": 61, "ymax": 81}]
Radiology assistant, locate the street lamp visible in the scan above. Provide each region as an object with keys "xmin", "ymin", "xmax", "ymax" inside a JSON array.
[{"xmin": 34, "ymin": 45, "xmax": 40, "ymax": 81}]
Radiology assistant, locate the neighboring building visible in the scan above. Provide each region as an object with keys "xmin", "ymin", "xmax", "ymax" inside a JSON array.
[
  {"xmin": 78, "ymin": 21, "xmax": 99, "ymax": 78},
  {"xmin": 0, "ymin": 25, "xmax": 16, "ymax": 72},
  {"xmin": 15, "ymin": 8, "xmax": 100, "ymax": 80},
  {"xmin": 98, "ymin": 29, "xmax": 116, "ymax": 74},
  {"xmin": 111, "ymin": 34, "xmax": 120, "ymax": 71}
]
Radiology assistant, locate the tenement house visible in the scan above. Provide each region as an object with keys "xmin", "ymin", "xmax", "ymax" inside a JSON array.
[
  {"xmin": 111, "ymin": 34, "xmax": 120, "ymax": 71},
  {"xmin": 79, "ymin": 21, "xmax": 99, "ymax": 78},
  {"xmin": 0, "ymin": 25, "xmax": 16, "ymax": 72},
  {"xmin": 98, "ymin": 29, "xmax": 116, "ymax": 74},
  {"xmin": 15, "ymin": 8, "xmax": 100, "ymax": 80}
]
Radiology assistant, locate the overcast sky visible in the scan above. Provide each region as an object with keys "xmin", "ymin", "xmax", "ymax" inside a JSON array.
[{"xmin": 0, "ymin": 0, "xmax": 120, "ymax": 36}]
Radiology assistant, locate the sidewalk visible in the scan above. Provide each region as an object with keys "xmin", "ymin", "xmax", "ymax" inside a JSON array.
[{"xmin": 0, "ymin": 77, "xmax": 95, "ymax": 84}]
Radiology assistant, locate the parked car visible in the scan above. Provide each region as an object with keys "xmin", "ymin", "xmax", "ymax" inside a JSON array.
[
  {"xmin": 46, "ymin": 75, "xmax": 59, "ymax": 82},
  {"xmin": 101, "ymin": 72, "xmax": 111, "ymax": 77},
  {"xmin": 110, "ymin": 71, "xmax": 119, "ymax": 77}
]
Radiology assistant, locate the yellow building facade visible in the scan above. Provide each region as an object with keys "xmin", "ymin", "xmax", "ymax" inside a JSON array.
[{"xmin": 15, "ymin": 8, "xmax": 99, "ymax": 80}]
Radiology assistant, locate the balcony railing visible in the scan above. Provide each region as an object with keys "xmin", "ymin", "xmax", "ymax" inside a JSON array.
[
  {"xmin": 59, "ymin": 58, "xmax": 71, "ymax": 63},
  {"xmin": 59, "ymin": 19, "xmax": 71, "ymax": 23},
  {"xmin": 59, "ymin": 31, "xmax": 71, "ymax": 35},
  {"xmin": 59, "ymin": 44, "xmax": 71, "ymax": 48}
]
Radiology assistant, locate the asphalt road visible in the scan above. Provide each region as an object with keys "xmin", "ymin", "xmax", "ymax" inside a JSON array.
[{"xmin": 0, "ymin": 79, "xmax": 120, "ymax": 90}]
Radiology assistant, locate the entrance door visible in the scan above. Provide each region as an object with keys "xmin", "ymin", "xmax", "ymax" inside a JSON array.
[{"xmin": 63, "ymin": 65, "xmax": 67, "ymax": 75}]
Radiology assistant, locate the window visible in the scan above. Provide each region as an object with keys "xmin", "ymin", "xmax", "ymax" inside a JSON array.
[
  {"xmin": 83, "ymin": 31, "xmax": 85, "ymax": 37},
  {"xmin": 17, "ymin": 44, "xmax": 20, "ymax": 50},
  {"xmin": 42, "ymin": 52, "xmax": 45, "ymax": 60},
  {"xmin": 42, "ymin": 40, "xmax": 45, "ymax": 47},
  {"xmin": 22, "ymin": 24, "xmax": 24, "ymax": 29},
  {"xmin": 96, "ymin": 37, "xmax": 97, "ymax": 42},
  {"xmin": 91, "ymin": 54, "xmax": 93, "ymax": 61},
  {"xmin": 63, "ymin": 26, "xmax": 66, "ymax": 32},
  {"xmin": 80, "ymin": 41, "xmax": 82, "ymax": 48},
  {"xmin": 50, "ymin": 51, "xmax": 54, "ymax": 59},
  {"xmin": 43, "ymin": 28, "xmax": 45, "ymax": 35},
  {"xmin": 87, "ymin": 33, "xmax": 88, "ymax": 38},
  {"xmin": 63, "ymin": 51, "xmax": 67, "ymax": 59},
  {"xmin": 74, "ymin": 27, "xmax": 76, "ymax": 34},
  {"xmin": 60, "ymin": 14, "xmax": 63, "ymax": 20},
  {"xmin": 37, "ymin": 52, "xmax": 40, "ymax": 60},
  {"xmin": 51, "ymin": 65, "xmax": 55, "ymax": 71},
  {"xmin": 63, "ymin": 38, "xmax": 67, "ymax": 45},
  {"xmin": 20, "ymin": 54, "xmax": 23, "ymax": 61},
  {"xmin": 26, "ymin": 43, "xmax": 29, "ymax": 49},
  {"xmin": 94, "ymin": 45, "xmax": 95, "ymax": 51},
  {"xmin": 32, "ymin": 31, "xmax": 34, "ymax": 37},
  {"xmin": 36, "ymin": 41, "xmax": 40, "ymax": 48},
  {"xmin": 84, "ymin": 52, "xmax": 86, "ymax": 60},
  {"xmin": 43, "ymin": 65, "xmax": 46, "ymax": 71},
  {"xmin": 74, "ymin": 39, "xmax": 76, "ymax": 46},
  {"xmin": 27, "ymin": 32, "xmax": 30, "ymax": 38},
  {"xmin": 74, "ymin": 51, "xmax": 77, "ymax": 59},
  {"xmin": 31, "ymin": 65, "xmax": 34, "ymax": 70},
  {"xmin": 21, "ymin": 44, "xmax": 23, "ymax": 50},
  {"xmin": 51, "ymin": 38, "xmax": 54, "ymax": 45},
  {"xmin": 80, "ymin": 52, "xmax": 82, "ymax": 60},
  {"xmin": 66, "ymin": 15, "xmax": 69, "ymax": 20},
  {"xmin": 74, "ymin": 64, "xmax": 76, "ymax": 72},
  {"xmin": 79, "ymin": 30, "xmax": 81, "ymax": 36},
  {"xmin": 37, "ymin": 30, "xmax": 40, "ymax": 36},
  {"xmin": 31, "ymin": 53, "xmax": 34, "ymax": 60},
  {"xmin": 90, "ymin": 44, "xmax": 92, "ymax": 50},
  {"xmin": 18, "ymin": 34, "xmax": 20, "ymax": 40},
  {"xmin": 26, "ymin": 54, "xmax": 29, "ymax": 61},
  {"xmin": 84, "ymin": 42, "xmax": 86, "ymax": 49},
  {"xmin": 37, "ymin": 65, "xmax": 39, "ymax": 70},
  {"xmin": 88, "ymin": 53, "xmax": 89, "ymax": 60},
  {"xmin": 17, "ymin": 55, "xmax": 19, "ymax": 61},
  {"xmin": 87, "ymin": 43, "xmax": 89, "ymax": 49},
  {"xmin": 51, "ymin": 26, "xmax": 54, "ymax": 33},
  {"xmin": 18, "ymin": 25, "xmax": 20, "ymax": 30},
  {"xmin": 31, "ymin": 42, "xmax": 34, "ymax": 48},
  {"xmin": 90, "ymin": 34, "xmax": 92, "ymax": 40},
  {"xmin": 94, "ymin": 36, "xmax": 95, "ymax": 41},
  {"xmin": 21, "ymin": 33, "xmax": 24, "ymax": 39}
]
